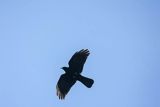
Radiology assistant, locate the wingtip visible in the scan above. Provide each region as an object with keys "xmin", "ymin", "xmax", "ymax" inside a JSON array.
[
  {"xmin": 79, "ymin": 49, "xmax": 90, "ymax": 55},
  {"xmin": 56, "ymin": 85, "xmax": 66, "ymax": 100},
  {"xmin": 84, "ymin": 49, "xmax": 90, "ymax": 55}
]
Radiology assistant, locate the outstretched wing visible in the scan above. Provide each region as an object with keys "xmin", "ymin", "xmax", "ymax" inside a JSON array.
[
  {"xmin": 68, "ymin": 49, "xmax": 90, "ymax": 74},
  {"xmin": 56, "ymin": 74, "xmax": 76, "ymax": 100}
]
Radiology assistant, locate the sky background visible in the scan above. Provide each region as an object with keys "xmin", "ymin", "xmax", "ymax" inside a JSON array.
[{"xmin": 0, "ymin": 0, "xmax": 160, "ymax": 107}]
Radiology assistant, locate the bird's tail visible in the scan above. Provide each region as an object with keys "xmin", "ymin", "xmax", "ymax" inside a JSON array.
[{"xmin": 77, "ymin": 75, "xmax": 94, "ymax": 88}]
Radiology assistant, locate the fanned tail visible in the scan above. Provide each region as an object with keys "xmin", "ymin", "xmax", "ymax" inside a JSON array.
[{"xmin": 77, "ymin": 75, "xmax": 94, "ymax": 88}]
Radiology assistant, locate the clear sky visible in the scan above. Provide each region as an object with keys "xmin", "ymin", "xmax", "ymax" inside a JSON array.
[{"xmin": 0, "ymin": 0, "xmax": 160, "ymax": 107}]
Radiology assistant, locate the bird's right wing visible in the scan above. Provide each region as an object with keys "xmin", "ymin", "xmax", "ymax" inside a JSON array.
[
  {"xmin": 68, "ymin": 49, "xmax": 90, "ymax": 73},
  {"xmin": 56, "ymin": 74, "xmax": 76, "ymax": 100}
]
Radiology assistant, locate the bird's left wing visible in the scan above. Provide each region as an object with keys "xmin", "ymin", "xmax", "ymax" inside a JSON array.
[{"xmin": 68, "ymin": 49, "xmax": 90, "ymax": 73}]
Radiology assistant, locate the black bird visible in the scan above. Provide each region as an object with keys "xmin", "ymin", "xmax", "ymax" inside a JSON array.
[{"xmin": 56, "ymin": 49, "xmax": 94, "ymax": 99}]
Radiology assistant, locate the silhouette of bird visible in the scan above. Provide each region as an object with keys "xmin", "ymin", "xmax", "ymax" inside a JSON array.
[{"xmin": 56, "ymin": 49, "xmax": 94, "ymax": 99}]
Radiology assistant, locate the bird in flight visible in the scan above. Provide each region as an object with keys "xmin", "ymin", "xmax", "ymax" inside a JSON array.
[{"xmin": 56, "ymin": 49, "xmax": 94, "ymax": 100}]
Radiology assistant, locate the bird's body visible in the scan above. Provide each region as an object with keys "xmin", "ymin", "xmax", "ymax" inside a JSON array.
[{"xmin": 56, "ymin": 49, "xmax": 94, "ymax": 99}]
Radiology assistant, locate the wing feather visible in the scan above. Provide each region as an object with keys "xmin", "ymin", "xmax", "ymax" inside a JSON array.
[
  {"xmin": 68, "ymin": 49, "xmax": 90, "ymax": 73},
  {"xmin": 56, "ymin": 74, "xmax": 76, "ymax": 99}
]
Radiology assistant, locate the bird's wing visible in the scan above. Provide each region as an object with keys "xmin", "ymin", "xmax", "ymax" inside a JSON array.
[
  {"xmin": 56, "ymin": 74, "xmax": 76, "ymax": 100},
  {"xmin": 68, "ymin": 49, "xmax": 90, "ymax": 73}
]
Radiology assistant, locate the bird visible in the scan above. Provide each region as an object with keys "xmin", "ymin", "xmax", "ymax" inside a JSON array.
[{"xmin": 56, "ymin": 49, "xmax": 94, "ymax": 100}]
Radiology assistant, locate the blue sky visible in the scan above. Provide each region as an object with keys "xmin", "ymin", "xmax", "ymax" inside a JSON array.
[{"xmin": 0, "ymin": 0, "xmax": 160, "ymax": 107}]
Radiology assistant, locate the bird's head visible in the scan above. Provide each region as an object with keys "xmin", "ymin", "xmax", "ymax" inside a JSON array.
[{"xmin": 61, "ymin": 67, "xmax": 69, "ymax": 72}]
